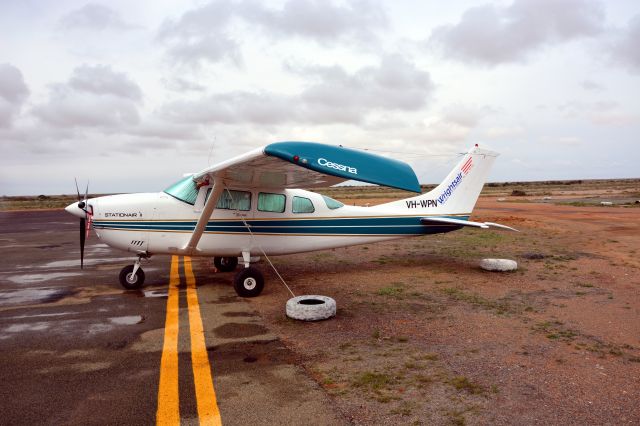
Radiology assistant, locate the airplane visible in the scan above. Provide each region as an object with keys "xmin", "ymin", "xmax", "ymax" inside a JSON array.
[{"xmin": 65, "ymin": 141, "xmax": 517, "ymax": 297}]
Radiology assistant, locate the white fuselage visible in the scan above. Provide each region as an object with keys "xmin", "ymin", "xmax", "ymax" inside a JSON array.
[{"xmin": 79, "ymin": 186, "xmax": 463, "ymax": 258}]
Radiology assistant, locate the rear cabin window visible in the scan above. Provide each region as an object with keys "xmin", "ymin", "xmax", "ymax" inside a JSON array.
[
  {"xmin": 292, "ymin": 196, "xmax": 315, "ymax": 213},
  {"xmin": 164, "ymin": 176, "xmax": 199, "ymax": 205},
  {"xmin": 258, "ymin": 193, "xmax": 286, "ymax": 213},
  {"xmin": 321, "ymin": 195, "xmax": 344, "ymax": 210},
  {"xmin": 207, "ymin": 188, "xmax": 251, "ymax": 211}
]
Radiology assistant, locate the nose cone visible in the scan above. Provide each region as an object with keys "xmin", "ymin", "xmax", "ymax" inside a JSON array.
[{"xmin": 65, "ymin": 202, "xmax": 86, "ymax": 219}]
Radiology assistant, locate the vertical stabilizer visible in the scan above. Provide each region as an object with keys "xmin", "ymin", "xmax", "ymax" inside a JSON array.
[{"xmin": 377, "ymin": 145, "xmax": 499, "ymax": 215}]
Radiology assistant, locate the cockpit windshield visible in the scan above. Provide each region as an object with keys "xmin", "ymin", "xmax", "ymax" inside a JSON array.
[
  {"xmin": 163, "ymin": 175, "xmax": 199, "ymax": 205},
  {"xmin": 321, "ymin": 195, "xmax": 344, "ymax": 210}
]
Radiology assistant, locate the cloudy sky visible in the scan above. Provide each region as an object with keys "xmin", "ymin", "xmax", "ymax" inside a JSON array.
[{"xmin": 1, "ymin": 0, "xmax": 638, "ymax": 195}]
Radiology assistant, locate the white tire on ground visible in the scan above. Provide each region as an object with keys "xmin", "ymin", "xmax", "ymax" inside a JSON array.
[
  {"xmin": 480, "ymin": 258, "xmax": 518, "ymax": 272},
  {"xmin": 286, "ymin": 295, "xmax": 336, "ymax": 321}
]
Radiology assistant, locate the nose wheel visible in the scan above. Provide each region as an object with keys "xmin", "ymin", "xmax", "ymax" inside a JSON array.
[{"xmin": 119, "ymin": 257, "xmax": 145, "ymax": 289}]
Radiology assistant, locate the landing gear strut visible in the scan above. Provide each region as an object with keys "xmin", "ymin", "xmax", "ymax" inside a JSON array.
[
  {"xmin": 232, "ymin": 251, "xmax": 264, "ymax": 297},
  {"xmin": 119, "ymin": 256, "xmax": 146, "ymax": 290}
]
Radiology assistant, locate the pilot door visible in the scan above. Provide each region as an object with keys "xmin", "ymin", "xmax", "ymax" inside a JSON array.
[{"xmin": 197, "ymin": 185, "xmax": 253, "ymax": 253}]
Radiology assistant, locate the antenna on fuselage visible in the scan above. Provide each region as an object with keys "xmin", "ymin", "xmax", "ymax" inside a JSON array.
[{"xmin": 207, "ymin": 135, "xmax": 216, "ymax": 166}]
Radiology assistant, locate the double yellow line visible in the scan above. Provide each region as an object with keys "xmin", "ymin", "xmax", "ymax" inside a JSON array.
[{"xmin": 156, "ymin": 256, "xmax": 222, "ymax": 425}]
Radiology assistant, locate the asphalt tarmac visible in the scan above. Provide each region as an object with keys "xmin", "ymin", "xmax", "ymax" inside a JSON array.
[{"xmin": 0, "ymin": 210, "xmax": 346, "ymax": 425}]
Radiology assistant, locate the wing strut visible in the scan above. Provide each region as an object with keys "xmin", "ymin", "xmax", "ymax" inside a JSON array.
[{"xmin": 184, "ymin": 177, "xmax": 223, "ymax": 255}]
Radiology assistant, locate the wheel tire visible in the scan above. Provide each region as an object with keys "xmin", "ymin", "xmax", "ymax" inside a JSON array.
[
  {"xmin": 286, "ymin": 295, "xmax": 336, "ymax": 321},
  {"xmin": 233, "ymin": 266, "xmax": 264, "ymax": 297},
  {"xmin": 214, "ymin": 256, "xmax": 238, "ymax": 272},
  {"xmin": 119, "ymin": 265, "xmax": 145, "ymax": 290}
]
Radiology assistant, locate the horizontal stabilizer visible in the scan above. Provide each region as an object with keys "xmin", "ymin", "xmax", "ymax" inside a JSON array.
[{"xmin": 420, "ymin": 217, "xmax": 519, "ymax": 232}]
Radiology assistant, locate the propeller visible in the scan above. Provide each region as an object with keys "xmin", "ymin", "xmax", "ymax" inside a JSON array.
[{"xmin": 74, "ymin": 179, "xmax": 92, "ymax": 269}]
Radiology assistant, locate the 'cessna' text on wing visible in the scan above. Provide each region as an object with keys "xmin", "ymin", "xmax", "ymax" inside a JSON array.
[{"xmin": 317, "ymin": 158, "xmax": 358, "ymax": 175}]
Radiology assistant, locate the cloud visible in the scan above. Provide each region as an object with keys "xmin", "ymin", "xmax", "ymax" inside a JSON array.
[
  {"xmin": 157, "ymin": 0, "xmax": 240, "ymax": 67},
  {"xmin": 35, "ymin": 90, "xmax": 140, "ymax": 129},
  {"xmin": 239, "ymin": 0, "xmax": 387, "ymax": 43},
  {"xmin": 608, "ymin": 14, "xmax": 640, "ymax": 73},
  {"xmin": 541, "ymin": 136, "xmax": 582, "ymax": 145},
  {"xmin": 553, "ymin": 99, "xmax": 638, "ymax": 126},
  {"xmin": 359, "ymin": 104, "xmax": 494, "ymax": 148},
  {"xmin": 300, "ymin": 55, "xmax": 433, "ymax": 113},
  {"xmin": 439, "ymin": 104, "xmax": 486, "ymax": 128},
  {"xmin": 484, "ymin": 126, "xmax": 525, "ymax": 139},
  {"xmin": 548, "ymin": 136, "xmax": 582, "ymax": 146},
  {"xmin": 0, "ymin": 63, "xmax": 29, "ymax": 127},
  {"xmin": 158, "ymin": 0, "xmax": 387, "ymax": 66},
  {"xmin": 429, "ymin": 0, "xmax": 604, "ymax": 65},
  {"xmin": 59, "ymin": 3, "xmax": 136, "ymax": 31},
  {"xmin": 69, "ymin": 65, "xmax": 142, "ymax": 101},
  {"xmin": 557, "ymin": 99, "xmax": 619, "ymax": 121},
  {"xmin": 420, "ymin": 106, "xmax": 486, "ymax": 143},
  {"xmin": 161, "ymin": 91, "xmax": 292, "ymax": 125},
  {"xmin": 1, "ymin": 65, "xmax": 204, "ymax": 159},
  {"xmin": 33, "ymin": 65, "xmax": 142, "ymax": 129},
  {"xmin": 162, "ymin": 77, "xmax": 207, "ymax": 93},
  {"xmin": 580, "ymin": 80, "xmax": 604, "ymax": 91},
  {"xmin": 589, "ymin": 112, "xmax": 639, "ymax": 127},
  {"xmin": 126, "ymin": 120, "xmax": 203, "ymax": 141},
  {"xmin": 160, "ymin": 54, "xmax": 433, "ymax": 125}
]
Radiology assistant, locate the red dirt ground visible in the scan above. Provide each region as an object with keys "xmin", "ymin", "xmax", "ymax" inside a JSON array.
[{"xmin": 247, "ymin": 197, "xmax": 640, "ymax": 425}]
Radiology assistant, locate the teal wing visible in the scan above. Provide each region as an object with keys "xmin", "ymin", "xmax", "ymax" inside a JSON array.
[{"xmin": 192, "ymin": 141, "xmax": 421, "ymax": 193}]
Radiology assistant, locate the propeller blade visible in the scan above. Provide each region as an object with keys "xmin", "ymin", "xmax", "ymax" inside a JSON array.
[
  {"xmin": 80, "ymin": 217, "xmax": 86, "ymax": 269},
  {"xmin": 84, "ymin": 181, "xmax": 89, "ymax": 203},
  {"xmin": 74, "ymin": 178, "xmax": 81, "ymax": 201}
]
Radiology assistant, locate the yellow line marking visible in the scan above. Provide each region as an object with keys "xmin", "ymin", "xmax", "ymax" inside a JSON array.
[
  {"xmin": 184, "ymin": 256, "xmax": 222, "ymax": 426},
  {"xmin": 156, "ymin": 255, "xmax": 181, "ymax": 425}
]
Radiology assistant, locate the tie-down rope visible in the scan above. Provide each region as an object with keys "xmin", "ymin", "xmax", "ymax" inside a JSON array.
[{"xmin": 222, "ymin": 186, "xmax": 296, "ymax": 298}]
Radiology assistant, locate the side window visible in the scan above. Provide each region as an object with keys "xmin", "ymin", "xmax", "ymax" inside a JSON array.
[
  {"xmin": 292, "ymin": 196, "xmax": 315, "ymax": 214},
  {"xmin": 321, "ymin": 195, "xmax": 344, "ymax": 210},
  {"xmin": 258, "ymin": 192, "xmax": 286, "ymax": 213},
  {"xmin": 207, "ymin": 188, "xmax": 251, "ymax": 211}
]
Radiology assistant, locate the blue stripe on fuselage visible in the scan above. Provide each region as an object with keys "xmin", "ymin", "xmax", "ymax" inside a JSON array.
[{"xmin": 92, "ymin": 215, "xmax": 468, "ymax": 235}]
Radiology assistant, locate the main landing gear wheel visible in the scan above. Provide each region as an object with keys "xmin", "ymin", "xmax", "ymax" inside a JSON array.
[
  {"xmin": 233, "ymin": 266, "xmax": 264, "ymax": 297},
  {"xmin": 214, "ymin": 256, "xmax": 238, "ymax": 272},
  {"xmin": 119, "ymin": 265, "xmax": 145, "ymax": 290}
]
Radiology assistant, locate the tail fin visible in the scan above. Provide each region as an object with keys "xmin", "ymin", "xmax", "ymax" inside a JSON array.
[{"xmin": 377, "ymin": 145, "xmax": 499, "ymax": 215}]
